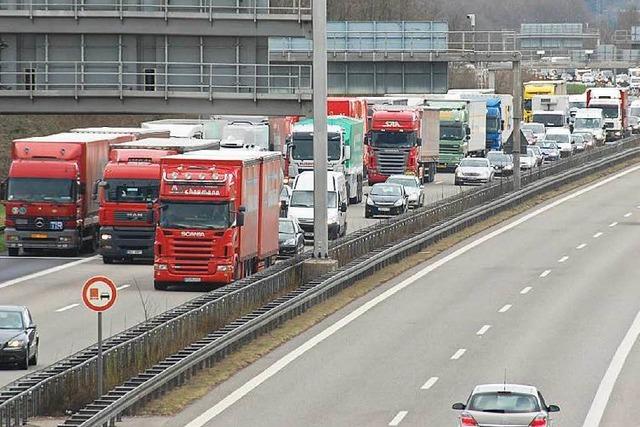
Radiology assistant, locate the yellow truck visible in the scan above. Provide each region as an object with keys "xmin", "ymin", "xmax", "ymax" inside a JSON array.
[{"xmin": 523, "ymin": 80, "xmax": 567, "ymax": 122}]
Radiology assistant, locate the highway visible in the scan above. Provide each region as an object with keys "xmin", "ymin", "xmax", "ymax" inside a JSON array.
[
  {"xmin": 160, "ymin": 165, "xmax": 640, "ymax": 427},
  {"xmin": 0, "ymin": 173, "xmax": 466, "ymax": 387}
]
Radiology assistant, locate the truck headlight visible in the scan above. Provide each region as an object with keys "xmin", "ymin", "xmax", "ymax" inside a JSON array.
[
  {"xmin": 154, "ymin": 263, "xmax": 168, "ymax": 270},
  {"xmin": 58, "ymin": 236, "xmax": 71, "ymax": 242},
  {"xmin": 217, "ymin": 265, "xmax": 233, "ymax": 272},
  {"xmin": 101, "ymin": 234, "xmax": 112, "ymax": 240}
]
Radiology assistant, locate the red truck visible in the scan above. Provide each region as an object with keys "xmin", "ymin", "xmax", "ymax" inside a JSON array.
[
  {"xmin": 328, "ymin": 97, "xmax": 368, "ymax": 134},
  {"xmin": 153, "ymin": 150, "xmax": 282, "ymax": 290},
  {"xmin": 1, "ymin": 133, "xmax": 127, "ymax": 256},
  {"xmin": 366, "ymin": 108, "xmax": 435, "ymax": 184},
  {"xmin": 97, "ymin": 138, "xmax": 220, "ymax": 264}
]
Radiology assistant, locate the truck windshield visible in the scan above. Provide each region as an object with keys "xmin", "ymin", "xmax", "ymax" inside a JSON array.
[
  {"xmin": 159, "ymin": 202, "xmax": 231, "ymax": 229},
  {"xmin": 440, "ymin": 125, "xmax": 464, "ymax": 141},
  {"xmin": 7, "ymin": 178, "xmax": 74, "ymax": 203},
  {"xmin": 590, "ymin": 104, "xmax": 619, "ymax": 118},
  {"xmin": 292, "ymin": 134, "xmax": 341, "ymax": 161},
  {"xmin": 486, "ymin": 116, "xmax": 500, "ymax": 132},
  {"xmin": 370, "ymin": 131, "xmax": 417, "ymax": 148},
  {"xmin": 532, "ymin": 114, "xmax": 564, "ymax": 127},
  {"xmin": 523, "ymin": 100, "xmax": 532, "ymax": 110},
  {"xmin": 570, "ymin": 101, "xmax": 586, "ymax": 109},
  {"xmin": 630, "ymin": 107, "xmax": 640, "ymax": 117},
  {"xmin": 105, "ymin": 179, "xmax": 159, "ymax": 203},
  {"xmin": 574, "ymin": 118, "xmax": 602, "ymax": 129},
  {"xmin": 289, "ymin": 191, "xmax": 338, "ymax": 208}
]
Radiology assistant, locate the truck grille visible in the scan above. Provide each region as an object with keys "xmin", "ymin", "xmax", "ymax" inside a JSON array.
[
  {"xmin": 14, "ymin": 217, "xmax": 71, "ymax": 231},
  {"xmin": 114, "ymin": 211, "xmax": 150, "ymax": 222},
  {"xmin": 373, "ymin": 148, "xmax": 409, "ymax": 175},
  {"xmin": 170, "ymin": 238, "xmax": 212, "ymax": 274}
]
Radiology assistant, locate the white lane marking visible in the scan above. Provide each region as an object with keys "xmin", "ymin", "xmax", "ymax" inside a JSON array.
[
  {"xmin": 520, "ymin": 286, "xmax": 533, "ymax": 295},
  {"xmin": 594, "ymin": 232, "xmax": 603, "ymax": 238},
  {"xmin": 450, "ymin": 349, "xmax": 467, "ymax": 360},
  {"xmin": 499, "ymin": 304, "xmax": 512, "ymax": 313},
  {"xmin": 577, "ymin": 243, "xmax": 588, "ymax": 250},
  {"xmin": 582, "ymin": 308, "xmax": 640, "ymax": 427},
  {"xmin": 55, "ymin": 303, "xmax": 79, "ymax": 313},
  {"xmin": 476, "ymin": 325, "xmax": 491, "ymax": 336},
  {"xmin": 558, "ymin": 256, "xmax": 569, "ymax": 263},
  {"xmin": 421, "ymin": 377, "xmax": 439, "ymax": 390},
  {"xmin": 0, "ymin": 256, "xmax": 86, "ymax": 260},
  {"xmin": 624, "ymin": 212, "xmax": 632, "ymax": 218},
  {"xmin": 540, "ymin": 270, "xmax": 551, "ymax": 278},
  {"xmin": 183, "ymin": 165, "xmax": 640, "ymax": 427},
  {"xmin": 389, "ymin": 411, "xmax": 408, "ymax": 426},
  {"xmin": 609, "ymin": 222, "xmax": 618, "ymax": 227},
  {"xmin": 116, "ymin": 284, "xmax": 131, "ymax": 291},
  {"xmin": 0, "ymin": 256, "xmax": 100, "ymax": 290}
]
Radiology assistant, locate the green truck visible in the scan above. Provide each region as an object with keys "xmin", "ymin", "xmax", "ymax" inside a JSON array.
[
  {"xmin": 290, "ymin": 116, "xmax": 365, "ymax": 204},
  {"xmin": 424, "ymin": 100, "xmax": 487, "ymax": 169}
]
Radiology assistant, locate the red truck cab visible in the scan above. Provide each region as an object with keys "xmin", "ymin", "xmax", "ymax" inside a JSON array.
[
  {"xmin": 366, "ymin": 109, "xmax": 422, "ymax": 184},
  {"xmin": 97, "ymin": 138, "xmax": 220, "ymax": 264},
  {"xmin": 153, "ymin": 150, "xmax": 282, "ymax": 290}
]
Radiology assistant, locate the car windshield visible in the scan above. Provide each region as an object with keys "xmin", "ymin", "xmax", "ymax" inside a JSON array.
[
  {"xmin": 460, "ymin": 159, "xmax": 489, "ymax": 167},
  {"xmin": 541, "ymin": 141, "xmax": 558, "ymax": 149},
  {"xmin": 487, "ymin": 153, "xmax": 512, "ymax": 164},
  {"xmin": 279, "ymin": 220, "xmax": 295, "ymax": 235},
  {"xmin": 468, "ymin": 392, "xmax": 540, "ymax": 413},
  {"xmin": 159, "ymin": 202, "xmax": 231, "ymax": 229},
  {"xmin": 292, "ymin": 134, "xmax": 341, "ymax": 161},
  {"xmin": 532, "ymin": 114, "xmax": 564, "ymax": 127},
  {"xmin": 522, "ymin": 123, "xmax": 545, "ymax": 134},
  {"xmin": 590, "ymin": 104, "xmax": 619, "ymax": 118},
  {"xmin": 290, "ymin": 191, "xmax": 338, "ymax": 208},
  {"xmin": 387, "ymin": 177, "xmax": 418, "ymax": 188},
  {"xmin": 524, "ymin": 99, "xmax": 532, "ymax": 110},
  {"xmin": 572, "ymin": 135, "xmax": 584, "ymax": 143},
  {"xmin": 371, "ymin": 185, "xmax": 402, "ymax": 196},
  {"xmin": 440, "ymin": 125, "xmax": 465, "ymax": 140},
  {"xmin": 574, "ymin": 118, "xmax": 602, "ymax": 129},
  {"xmin": 545, "ymin": 133, "xmax": 570, "ymax": 144},
  {"xmin": 370, "ymin": 130, "xmax": 417, "ymax": 148},
  {"xmin": 7, "ymin": 178, "xmax": 74, "ymax": 203},
  {"xmin": 0, "ymin": 311, "xmax": 24, "ymax": 330},
  {"xmin": 104, "ymin": 179, "xmax": 158, "ymax": 203}
]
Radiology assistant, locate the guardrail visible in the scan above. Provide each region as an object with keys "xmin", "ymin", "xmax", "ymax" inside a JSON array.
[{"xmin": 1, "ymin": 138, "xmax": 638, "ymax": 426}]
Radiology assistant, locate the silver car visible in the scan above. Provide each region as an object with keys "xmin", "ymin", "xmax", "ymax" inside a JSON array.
[
  {"xmin": 454, "ymin": 158, "xmax": 494, "ymax": 186},
  {"xmin": 386, "ymin": 175, "xmax": 424, "ymax": 208},
  {"xmin": 453, "ymin": 384, "xmax": 560, "ymax": 427}
]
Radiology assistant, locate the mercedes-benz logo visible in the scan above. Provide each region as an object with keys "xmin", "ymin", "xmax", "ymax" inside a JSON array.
[{"xmin": 34, "ymin": 217, "xmax": 45, "ymax": 229}]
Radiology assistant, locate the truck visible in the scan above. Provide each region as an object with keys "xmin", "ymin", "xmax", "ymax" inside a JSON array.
[
  {"xmin": 289, "ymin": 116, "xmax": 364, "ymax": 203},
  {"xmin": 586, "ymin": 87, "xmax": 628, "ymax": 141},
  {"xmin": 568, "ymin": 94, "xmax": 587, "ymax": 125},
  {"xmin": 573, "ymin": 108, "xmax": 606, "ymax": 144},
  {"xmin": 423, "ymin": 100, "xmax": 487, "ymax": 169},
  {"xmin": 523, "ymin": 80, "xmax": 567, "ymax": 122},
  {"xmin": 153, "ymin": 150, "xmax": 282, "ymax": 289},
  {"xmin": 1, "ymin": 133, "xmax": 125, "ymax": 256},
  {"xmin": 141, "ymin": 119, "xmax": 205, "ymax": 138},
  {"xmin": 71, "ymin": 127, "xmax": 170, "ymax": 139},
  {"xmin": 96, "ymin": 138, "xmax": 220, "ymax": 264},
  {"xmin": 531, "ymin": 110, "xmax": 568, "ymax": 128},
  {"xmin": 328, "ymin": 97, "xmax": 368, "ymax": 134},
  {"xmin": 531, "ymin": 95, "xmax": 570, "ymax": 116}
]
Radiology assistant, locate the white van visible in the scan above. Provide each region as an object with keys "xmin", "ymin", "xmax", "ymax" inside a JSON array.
[
  {"xmin": 573, "ymin": 108, "xmax": 605, "ymax": 144},
  {"xmin": 288, "ymin": 171, "xmax": 348, "ymax": 240}
]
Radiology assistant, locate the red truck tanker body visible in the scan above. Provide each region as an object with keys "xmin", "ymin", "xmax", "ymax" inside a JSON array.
[
  {"xmin": 153, "ymin": 150, "xmax": 281, "ymax": 289},
  {"xmin": 2, "ymin": 133, "xmax": 127, "ymax": 255}
]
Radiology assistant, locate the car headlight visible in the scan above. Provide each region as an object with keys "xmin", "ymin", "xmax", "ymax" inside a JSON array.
[
  {"xmin": 393, "ymin": 199, "xmax": 404, "ymax": 207},
  {"xmin": 366, "ymin": 197, "xmax": 375, "ymax": 206},
  {"xmin": 101, "ymin": 234, "xmax": 112, "ymax": 240},
  {"xmin": 284, "ymin": 238, "xmax": 297, "ymax": 246},
  {"xmin": 6, "ymin": 339, "xmax": 25, "ymax": 348}
]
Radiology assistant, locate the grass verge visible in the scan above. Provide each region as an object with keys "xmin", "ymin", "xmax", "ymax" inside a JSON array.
[{"xmin": 138, "ymin": 159, "xmax": 639, "ymax": 417}]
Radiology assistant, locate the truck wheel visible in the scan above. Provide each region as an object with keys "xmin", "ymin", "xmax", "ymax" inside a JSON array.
[
  {"xmin": 102, "ymin": 257, "xmax": 114, "ymax": 265},
  {"xmin": 7, "ymin": 248, "xmax": 19, "ymax": 257},
  {"xmin": 154, "ymin": 281, "xmax": 168, "ymax": 291}
]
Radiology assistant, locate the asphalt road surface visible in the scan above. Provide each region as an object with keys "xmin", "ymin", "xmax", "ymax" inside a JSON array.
[
  {"xmin": 160, "ymin": 165, "xmax": 640, "ymax": 427},
  {"xmin": 0, "ymin": 173, "xmax": 465, "ymax": 387}
]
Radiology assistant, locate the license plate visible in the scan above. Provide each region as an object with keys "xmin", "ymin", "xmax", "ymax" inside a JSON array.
[
  {"xmin": 126, "ymin": 250, "xmax": 143, "ymax": 255},
  {"xmin": 30, "ymin": 233, "xmax": 48, "ymax": 239},
  {"xmin": 184, "ymin": 277, "xmax": 202, "ymax": 283},
  {"xmin": 378, "ymin": 208, "xmax": 390, "ymax": 212},
  {"xmin": 50, "ymin": 221, "xmax": 64, "ymax": 231}
]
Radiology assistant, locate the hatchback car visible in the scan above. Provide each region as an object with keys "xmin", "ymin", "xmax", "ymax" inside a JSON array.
[
  {"xmin": 486, "ymin": 151, "xmax": 514, "ymax": 176},
  {"xmin": 0, "ymin": 306, "xmax": 39, "ymax": 370},
  {"xmin": 571, "ymin": 133, "xmax": 586, "ymax": 152},
  {"xmin": 386, "ymin": 175, "xmax": 424, "ymax": 208},
  {"xmin": 571, "ymin": 131, "xmax": 595, "ymax": 149},
  {"xmin": 528, "ymin": 145, "xmax": 544, "ymax": 166},
  {"xmin": 453, "ymin": 384, "xmax": 560, "ymax": 427},
  {"xmin": 519, "ymin": 149, "xmax": 537, "ymax": 170},
  {"xmin": 365, "ymin": 183, "xmax": 408, "ymax": 218},
  {"xmin": 278, "ymin": 217, "xmax": 305, "ymax": 257},
  {"xmin": 539, "ymin": 141, "xmax": 560, "ymax": 162},
  {"xmin": 454, "ymin": 158, "xmax": 494, "ymax": 185}
]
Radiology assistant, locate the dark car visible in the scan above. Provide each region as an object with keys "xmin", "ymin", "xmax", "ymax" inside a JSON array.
[
  {"xmin": 539, "ymin": 140, "xmax": 561, "ymax": 161},
  {"xmin": 278, "ymin": 217, "xmax": 305, "ymax": 257},
  {"xmin": 486, "ymin": 151, "xmax": 514, "ymax": 176},
  {"xmin": 0, "ymin": 306, "xmax": 38, "ymax": 370},
  {"xmin": 365, "ymin": 183, "xmax": 408, "ymax": 218}
]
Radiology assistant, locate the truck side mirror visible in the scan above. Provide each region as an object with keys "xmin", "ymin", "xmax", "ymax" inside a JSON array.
[
  {"xmin": 79, "ymin": 183, "xmax": 86, "ymax": 197},
  {"xmin": 364, "ymin": 133, "xmax": 370, "ymax": 146},
  {"xmin": 288, "ymin": 162, "xmax": 299, "ymax": 178},
  {"xmin": 92, "ymin": 179, "xmax": 101, "ymax": 201},
  {"xmin": 465, "ymin": 126, "xmax": 471, "ymax": 136},
  {"xmin": 501, "ymin": 120, "xmax": 505, "ymax": 131},
  {"xmin": 343, "ymin": 146, "xmax": 351, "ymax": 160},
  {"xmin": 416, "ymin": 137, "xmax": 422, "ymax": 146},
  {"xmin": 237, "ymin": 206, "xmax": 246, "ymax": 227},
  {"xmin": 340, "ymin": 202, "xmax": 348, "ymax": 213},
  {"xmin": 0, "ymin": 179, "xmax": 7, "ymax": 201}
]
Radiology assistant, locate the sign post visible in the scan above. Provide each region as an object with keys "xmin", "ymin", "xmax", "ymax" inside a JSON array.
[{"xmin": 82, "ymin": 276, "xmax": 117, "ymax": 398}]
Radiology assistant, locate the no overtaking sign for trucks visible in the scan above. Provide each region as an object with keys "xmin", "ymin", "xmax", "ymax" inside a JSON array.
[{"xmin": 82, "ymin": 276, "xmax": 117, "ymax": 312}]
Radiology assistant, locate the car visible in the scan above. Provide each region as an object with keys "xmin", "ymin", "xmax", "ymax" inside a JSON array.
[
  {"xmin": 545, "ymin": 128, "xmax": 573, "ymax": 157},
  {"xmin": 571, "ymin": 133, "xmax": 586, "ymax": 152},
  {"xmin": 486, "ymin": 151, "xmax": 514, "ymax": 176},
  {"xmin": 528, "ymin": 145, "xmax": 544, "ymax": 166},
  {"xmin": 628, "ymin": 115, "xmax": 640, "ymax": 134},
  {"xmin": 0, "ymin": 306, "xmax": 39, "ymax": 370},
  {"xmin": 386, "ymin": 175, "xmax": 424, "ymax": 208},
  {"xmin": 521, "ymin": 122, "xmax": 545, "ymax": 142},
  {"xmin": 454, "ymin": 158, "xmax": 494, "ymax": 185},
  {"xmin": 278, "ymin": 217, "xmax": 305, "ymax": 257},
  {"xmin": 572, "ymin": 131, "xmax": 595, "ymax": 149},
  {"xmin": 365, "ymin": 183, "xmax": 408, "ymax": 218},
  {"xmin": 452, "ymin": 384, "xmax": 560, "ymax": 427},
  {"xmin": 279, "ymin": 184, "xmax": 292, "ymax": 218},
  {"xmin": 519, "ymin": 148, "xmax": 537, "ymax": 170},
  {"xmin": 539, "ymin": 140, "xmax": 560, "ymax": 162}
]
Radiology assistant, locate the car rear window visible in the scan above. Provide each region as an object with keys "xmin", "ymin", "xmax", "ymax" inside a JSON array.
[{"xmin": 468, "ymin": 392, "xmax": 540, "ymax": 413}]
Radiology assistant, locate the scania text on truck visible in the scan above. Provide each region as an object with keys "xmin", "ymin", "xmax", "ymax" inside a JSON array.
[
  {"xmin": 523, "ymin": 80, "xmax": 567, "ymax": 122},
  {"xmin": 153, "ymin": 150, "xmax": 282, "ymax": 290},
  {"xmin": 97, "ymin": 138, "xmax": 220, "ymax": 264},
  {"xmin": 586, "ymin": 88, "xmax": 628, "ymax": 141},
  {"xmin": 1, "ymin": 133, "xmax": 124, "ymax": 256},
  {"xmin": 289, "ymin": 116, "xmax": 364, "ymax": 203}
]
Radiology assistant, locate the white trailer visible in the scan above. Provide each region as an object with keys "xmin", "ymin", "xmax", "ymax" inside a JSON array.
[
  {"xmin": 531, "ymin": 95, "xmax": 570, "ymax": 114},
  {"xmin": 141, "ymin": 119, "xmax": 205, "ymax": 138}
]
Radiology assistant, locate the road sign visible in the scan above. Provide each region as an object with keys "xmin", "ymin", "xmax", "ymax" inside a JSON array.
[{"xmin": 82, "ymin": 276, "xmax": 117, "ymax": 312}]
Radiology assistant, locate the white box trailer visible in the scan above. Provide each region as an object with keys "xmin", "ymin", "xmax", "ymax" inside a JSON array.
[{"xmin": 532, "ymin": 94, "xmax": 570, "ymax": 114}]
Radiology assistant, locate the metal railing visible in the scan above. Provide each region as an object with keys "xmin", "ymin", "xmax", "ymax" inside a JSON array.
[{"xmin": 0, "ymin": 61, "xmax": 312, "ymax": 97}]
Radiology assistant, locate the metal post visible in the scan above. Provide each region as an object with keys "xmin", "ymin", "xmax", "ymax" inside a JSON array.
[
  {"xmin": 312, "ymin": 0, "xmax": 328, "ymax": 258},
  {"xmin": 512, "ymin": 57, "xmax": 522, "ymax": 191},
  {"xmin": 97, "ymin": 312, "xmax": 103, "ymax": 398}
]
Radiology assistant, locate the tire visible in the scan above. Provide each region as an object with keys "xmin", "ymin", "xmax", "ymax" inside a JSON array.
[
  {"xmin": 7, "ymin": 248, "xmax": 19, "ymax": 257},
  {"xmin": 102, "ymin": 256, "xmax": 114, "ymax": 265},
  {"xmin": 154, "ymin": 281, "xmax": 168, "ymax": 291},
  {"xmin": 29, "ymin": 345, "xmax": 38, "ymax": 366}
]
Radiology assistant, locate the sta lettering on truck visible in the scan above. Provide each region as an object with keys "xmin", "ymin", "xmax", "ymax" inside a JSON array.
[{"xmin": 383, "ymin": 121, "xmax": 401, "ymax": 128}]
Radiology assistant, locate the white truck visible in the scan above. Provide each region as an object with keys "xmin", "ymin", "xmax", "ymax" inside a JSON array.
[
  {"xmin": 140, "ymin": 119, "xmax": 204, "ymax": 138},
  {"xmin": 573, "ymin": 108, "xmax": 606, "ymax": 144},
  {"xmin": 586, "ymin": 88, "xmax": 628, "ymax": 141}
]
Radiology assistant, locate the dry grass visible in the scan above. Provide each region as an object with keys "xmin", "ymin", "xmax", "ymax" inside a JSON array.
[{"xmin": 138, "ymin": 158, "xmax": 640, "ymax": 417}]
